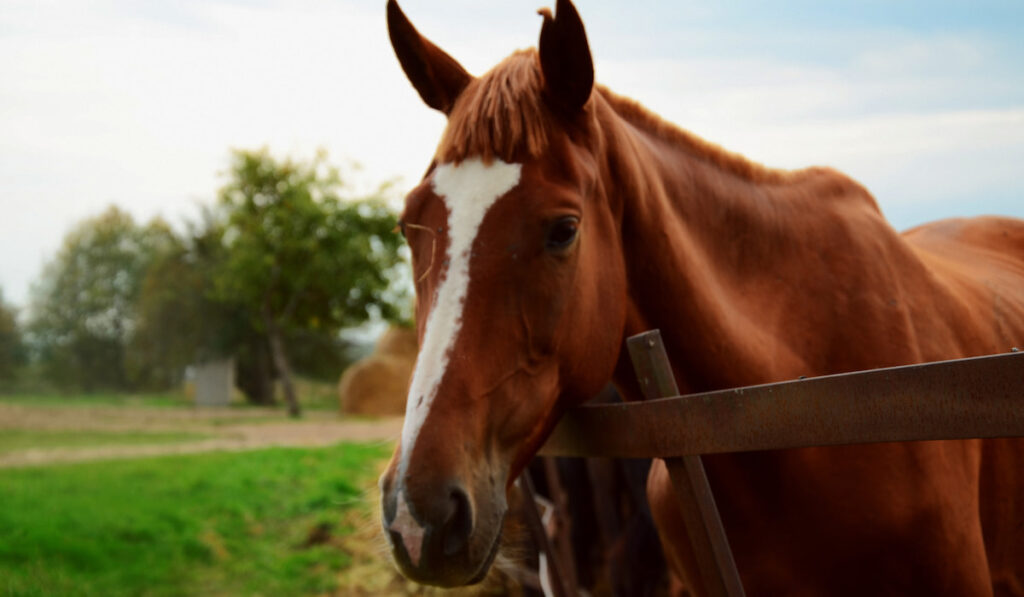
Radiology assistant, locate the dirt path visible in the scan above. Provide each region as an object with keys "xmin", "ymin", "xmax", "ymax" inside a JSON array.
[{"xmin": 0, "ymin": 403, "xmax": 403, "ymax": 468}]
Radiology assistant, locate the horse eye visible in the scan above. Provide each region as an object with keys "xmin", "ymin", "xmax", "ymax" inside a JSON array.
[{"xmin": 546, "ymin": 217, "xmax": 579, "ymax": 251}]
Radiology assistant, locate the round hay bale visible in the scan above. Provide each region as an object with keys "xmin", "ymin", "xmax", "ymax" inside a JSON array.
[
  {"xmin": 338, "ymin": 326, "xmax": 417, "ymax": 416},
  {"xmin": 374, "ymin": 326, "xmax": 418, "ymax": 359}
]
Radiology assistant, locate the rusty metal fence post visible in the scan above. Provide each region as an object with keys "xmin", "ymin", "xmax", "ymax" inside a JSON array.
[{"xmin": 627, "ymin": 330, "xmax": 746, "ymax": 597}]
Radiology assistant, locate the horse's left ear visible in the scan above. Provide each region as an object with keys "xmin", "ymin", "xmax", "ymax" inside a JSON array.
[
  {"xmin": 538, "ymin": 0, "xmax": 594, "ymax": 115},
  {"xmin": 387, "ymin": 0, "xmax": 472, "ymax": 115}
]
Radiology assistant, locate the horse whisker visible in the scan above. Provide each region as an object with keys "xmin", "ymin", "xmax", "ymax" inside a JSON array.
[{"xmin": 403, "ymin": 222, "xmax": 439, "ymax": 284}]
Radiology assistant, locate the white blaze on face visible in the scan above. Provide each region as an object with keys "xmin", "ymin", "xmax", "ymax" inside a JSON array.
[{"xmin": 399, "ymin": 157, "xmax": 522, "ymax": 472}]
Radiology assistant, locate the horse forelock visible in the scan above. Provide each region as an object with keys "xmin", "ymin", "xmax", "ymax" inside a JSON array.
[{"xmin": 437, "ymin": 49, "xmax": 553, "ymax": 165}]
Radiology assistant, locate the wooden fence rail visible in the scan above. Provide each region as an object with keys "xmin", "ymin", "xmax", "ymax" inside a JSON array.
[{"xmin": 542, "ymin": 337, "xmax": 1024, "ymax": 459}]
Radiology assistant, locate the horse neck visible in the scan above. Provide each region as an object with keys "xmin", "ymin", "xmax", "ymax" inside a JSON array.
[{"xmin": 593, "ymin": 93, "xmax": 926, "ymax": 395}]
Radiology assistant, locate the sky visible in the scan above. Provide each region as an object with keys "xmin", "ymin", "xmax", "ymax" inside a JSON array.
[{"xmin": 2, "ymin": 0, "xmax": 1023, "ymax": 309}]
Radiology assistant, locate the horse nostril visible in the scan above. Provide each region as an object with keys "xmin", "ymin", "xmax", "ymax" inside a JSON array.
[{"xmin": 442, "ymin": 486, "xmax": 473, "ymax": 556}]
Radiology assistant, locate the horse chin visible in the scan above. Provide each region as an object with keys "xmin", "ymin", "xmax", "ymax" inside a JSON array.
[{"xmin": 466, "ymin": 524, "xmax": 503, "ymax": 585}]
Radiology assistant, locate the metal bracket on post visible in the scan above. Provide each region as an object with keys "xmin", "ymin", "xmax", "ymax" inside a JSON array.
[{"xmin": 627, "ymin": 330, "xmax": 746, "ymax": 597}]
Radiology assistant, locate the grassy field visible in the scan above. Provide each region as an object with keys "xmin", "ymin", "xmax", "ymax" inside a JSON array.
[
  {"xmin": 0, "ymin": 442, "xmax": 393, "ymax": 597},
  {"xmin": 0, "ymin": 386, "xmax": 486, "ymax": 596}
]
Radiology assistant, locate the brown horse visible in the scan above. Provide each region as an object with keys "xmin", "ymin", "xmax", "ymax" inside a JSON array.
[{"xmin": 378, "ymin": 0, "xmax": 1024, "ymax": 593}]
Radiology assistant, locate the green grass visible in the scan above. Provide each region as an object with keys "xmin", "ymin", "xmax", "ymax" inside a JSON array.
[
  {"xmin": 0, "ymin": 429, "xmax": 213, "ymax": 455},
  {"xmin": 0, "ymin": 442, "xmax": 391, "ymax": 597}
]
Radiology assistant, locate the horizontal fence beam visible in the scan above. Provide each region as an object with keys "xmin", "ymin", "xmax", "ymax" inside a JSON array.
[{"xmin": 540, "ymin": 351, "xmax": 1024, "ymax": 459}]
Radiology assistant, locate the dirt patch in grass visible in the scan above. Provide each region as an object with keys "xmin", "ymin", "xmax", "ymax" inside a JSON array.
[
  {"xmin": 0, "ymin": 429, "xmax": 213, "ymax": 455},
  {"xmin": 0, "ymin": 402, "xmax": 402, "ymax": 468}
]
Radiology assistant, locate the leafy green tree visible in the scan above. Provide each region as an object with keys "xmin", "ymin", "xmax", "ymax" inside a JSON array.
[
  {"xmin": 0, "ymin": 288, "xmax": 26, "ymax": 387},
  {"xmin": 127, "ymin": 209, "xmax": 248, "ymax": 390},
  {"xmin": 212, "ymin": 149, "xmax": 407, "ymax": 416},
  {"xmin": 27, "ymin": 206, "xmax": 176, "ymax": 391},
  {"xmin": 127, "ymin": 236, "xmax": 202, "ymax": 388}
]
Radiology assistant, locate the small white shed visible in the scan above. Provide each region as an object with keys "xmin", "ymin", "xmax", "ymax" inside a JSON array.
[{"xmin": 192, "ymin": 358, "xmax": 234, "ymax": 407}]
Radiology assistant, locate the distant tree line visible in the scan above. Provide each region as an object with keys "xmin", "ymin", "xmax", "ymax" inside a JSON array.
[
  {"xmin": 0, "ymin": 289, "xmax": 26, "ymax": 382},
  {"xmin": 0, "ymin": 149, "xmax": 409, "ymax": 415}
]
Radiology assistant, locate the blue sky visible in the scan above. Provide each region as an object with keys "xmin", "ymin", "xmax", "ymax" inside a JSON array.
[{"xmin": 1, "ymin": 0, "xmax": 1022, "ymax": 308}]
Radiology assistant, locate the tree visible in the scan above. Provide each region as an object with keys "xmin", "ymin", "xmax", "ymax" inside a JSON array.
[
  {"xmin": 0, "ymin": 288, "xmax": 26, "ymax": 387},
  {"xmin": 127, "ymin": 208, "xmax": 249, "ymax": 390},
  {"xmin": 212, "ymin": 149, "xmax": 407, "ymax": 416},
  {"xmin": 27, "ymin": 206, "xmax": 176, "ymax": 391}
]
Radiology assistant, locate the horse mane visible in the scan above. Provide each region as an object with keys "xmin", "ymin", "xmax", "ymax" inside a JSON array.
[
  {"xmin": 436, "ymin": 50, "xmax": 552, "ymax": 165},
  {"xmin": 595, "ymin": 85, "xmax": 794, "ymax": 184},
  {"xmin": 437, "ymin": 47, "xmax": 794, "ymax": 186}
]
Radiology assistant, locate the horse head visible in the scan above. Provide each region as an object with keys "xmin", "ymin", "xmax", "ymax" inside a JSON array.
[{"xmin": 379, "ymin": 0, "xmax": 627, "ymax": 586}]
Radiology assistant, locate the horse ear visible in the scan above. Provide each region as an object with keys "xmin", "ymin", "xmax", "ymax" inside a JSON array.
[
  {"xmin": 387, "ymin": 0, "xmax": 472, "ymax": 115},
  {"xmin": 538, "ymin": 0, "xmax": 594, "ymax": 116}
]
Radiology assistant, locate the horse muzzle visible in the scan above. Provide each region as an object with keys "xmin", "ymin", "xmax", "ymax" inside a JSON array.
[{"xmin": 380, "ymin": 470, "xmax": 507, "ymax": 587}]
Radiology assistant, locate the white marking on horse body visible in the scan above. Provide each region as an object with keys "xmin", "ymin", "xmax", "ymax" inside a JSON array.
[
  {"xmin": 389, "ymin": 490, "xmax": 425, "ymax": 567},
  {"xmin": 399, "ymin": 158, "xmax": 522, "ymax": 471},
  {"xmin": 539, "ymin": 553, "xmax": 554, "ymax": 597}
]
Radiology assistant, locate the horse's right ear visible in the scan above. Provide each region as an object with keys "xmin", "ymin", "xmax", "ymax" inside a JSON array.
[
  {"xmin": 538, "ymin": 0, "xmax": 593, "ymax": 116},
  {"xmin": 387, "ymin": 0, "xmax": 472, "ymax": 115}
]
